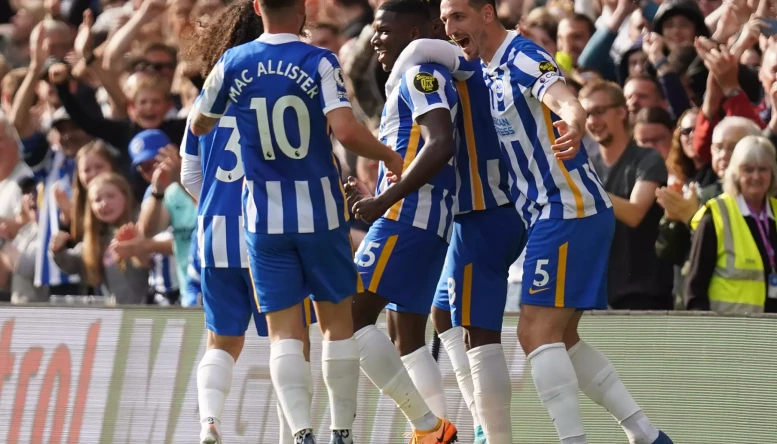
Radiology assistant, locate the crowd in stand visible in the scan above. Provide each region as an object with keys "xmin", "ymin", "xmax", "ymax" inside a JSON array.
[{"xmin": 1, "ymin": 0, "xmax": 777, "ymax": 314}]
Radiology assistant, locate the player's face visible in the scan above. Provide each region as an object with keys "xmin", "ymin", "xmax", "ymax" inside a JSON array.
[
  {"xmin": 371, "ymin": 10, "xmax": 419, "ymax": 71},
  {"xmin": 440, "ymin": 0, "xmax": 487, "ymax": 61}
]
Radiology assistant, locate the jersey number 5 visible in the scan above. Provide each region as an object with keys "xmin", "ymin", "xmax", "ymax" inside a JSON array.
[
  {"xmin": 251, "ymin": 96, "xmax": 311, "ymax": 161},
  {"xmin": 215, "ymin": 116, "xmax": 244, "ymax": 183}
]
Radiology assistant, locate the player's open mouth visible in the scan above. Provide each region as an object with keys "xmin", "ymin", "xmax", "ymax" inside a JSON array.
[
  {"xmin": 454, "ymin": 37, "xmax": 471, "ymax": 50},
  {"xmin": 376, "ymin": 49, "xmax": 387, "ymax": 63}
]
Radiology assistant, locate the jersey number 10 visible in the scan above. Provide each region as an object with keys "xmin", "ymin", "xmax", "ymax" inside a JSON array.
[{"xmin": 215, "ymin": 95, "xmax": 312, "ymax": 184}]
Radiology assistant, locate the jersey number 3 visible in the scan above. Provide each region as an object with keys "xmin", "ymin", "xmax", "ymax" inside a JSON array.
[
  {"xmin": 251, "ymin": 96, "xmax": 311, "ymax": 161},
  {"xmin": 216, "ymin": 116, "xmax": 244, "ymax": 183}
]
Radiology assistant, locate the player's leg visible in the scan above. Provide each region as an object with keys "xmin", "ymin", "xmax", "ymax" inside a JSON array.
[
  {"xmin": 561, "ymin": 212, "xmax": 673, "ymax": 444},
  {"xmin": 384, "ymin": 232, "xmax": 448, "ymax": 421},
  {"xmin": 447, "ymin": 208, "xmax": 524, "ymax": 444},
  {"xmin": 519, "ymin": 212, "xmax": 614, "ymax": 444},
  {"xmin": 198, "ymin": 267, "xmax": 255, "ymax": 444},
  {"xmin": 300, "ymin": 226, "xmax": 367, "ymax": 443},
  {"xmin": 352, "ymin": 219, "xmax": 447, "ymax": 436},
  {"xmin": 247, "ymin": 233, "xmax": 316, "ymax": 443}
]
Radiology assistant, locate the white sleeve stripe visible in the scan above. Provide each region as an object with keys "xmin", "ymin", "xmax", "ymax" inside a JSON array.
[
  {"xmin": 197, "ymin": 61, "xmax": 226, "ymax": 116},
  {"xmin": 318, "ymin": 57, "xmax": 338, "ymax": 107},
  {"xmin": 322, "ymin": 101, "xmax": 352, "ymax": 115},
  {"xmin": 411, "ymin": 103, "xmax": 451, "ymax": 122}
]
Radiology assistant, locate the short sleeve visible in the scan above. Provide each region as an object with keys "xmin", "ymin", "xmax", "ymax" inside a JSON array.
[
  {"xmin": 509, "ymin": 41, "xmax": 565, "ymax": 101},
  {"xmin": 398, "ymin": 65, "xmax": 454, "ymax": 122},
  {"xmin": 317, "ymin": 53, "xmax": 352, "ymax": 115},
  {"xmin": 637, "ymin": 149, "xmax": 669, "ymax": 186},
  {"xmin": 193, "ymin": 57, "xmax": 231, "ymax": 118}
]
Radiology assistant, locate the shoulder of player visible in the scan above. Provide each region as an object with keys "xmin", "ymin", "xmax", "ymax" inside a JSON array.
[{"xmin": 400, "ymin": 65, "xmax": 454, "ymax": 96}]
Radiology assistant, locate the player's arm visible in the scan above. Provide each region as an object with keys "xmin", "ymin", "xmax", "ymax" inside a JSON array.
[
  {"xmin": 318, "ymin": 54, "xmax": 404, "ymax": 175},
  {"xmin": 180, "ymin": 112, "xmax": 203, "ymax": 202},
  {"xmin": 375, "ymin": 109, "xmax": 453, "ymax": 205},
  {"xmin": 609, "ymin": 150, "xmax": 668, "ymax": 228},
  {"xmin": 190, "ymin": 59, "xmax": 231, "ymax": 137},
  {"xmin": 385, "ymin": 39, "xmax": 462, "ymax": 91},
  {"xmin": 512, "ymin": 47, "xmax": 584, "ymax": 160}
]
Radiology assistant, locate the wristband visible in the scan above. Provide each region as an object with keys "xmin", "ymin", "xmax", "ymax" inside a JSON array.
[
  {"xmin": 152, "ymin": 190, "xmax": 165, "ymax": 200},
  {"xmin": 653, "ymin": 58, "xmax": 669, "ymax": 71}
]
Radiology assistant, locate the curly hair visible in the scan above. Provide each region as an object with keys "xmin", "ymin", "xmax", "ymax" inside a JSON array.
[{"xmin": 181, "ymin": 0, "xmax": 265, "ymax": 78}]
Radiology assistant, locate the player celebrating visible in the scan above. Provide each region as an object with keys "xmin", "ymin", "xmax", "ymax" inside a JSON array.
[
  {"xmin": 189, "ymin": 0, "xmax": 403, "ymax": 442},
  {"xmin": 179, "ymin": 4, "xmax": 315, "ymax": 443},
  {"xmin": 343, "ymin": 0, "xmax": 457, "ymax": 443},
  {"xmin": 388, "ymin": 0, "xmax": 675, "ymax": 443}
]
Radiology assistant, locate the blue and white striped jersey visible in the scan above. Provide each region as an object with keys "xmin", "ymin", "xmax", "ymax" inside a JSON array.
[
  {"xmin": 34, "ymin": 151, "xmax": 80, "ymax": 287},
  {"xmin": 449, "ymin": 49, "xmax": 513, "ymax": 215},
  {"xmin": 193, "ymin": 33, "xmax": 351, "ymax": 236},
  {"xmin": 376, "ymin": 63, "xmax": 457, "ymax": 240},
  {"xmin": 182, "ymin": 103, "xmax": 248, "ymax": 269},
  {"xmin": 148, "ymin": 230, "xmax": 179, "ymax": 293},
  {"xmin": 482, "ymin": 31, "xmax": 611, "ymax": 226}
]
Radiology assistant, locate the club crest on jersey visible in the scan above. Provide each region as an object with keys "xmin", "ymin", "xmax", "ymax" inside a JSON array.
[
  {"xmin": 538, "ymin": 61, "xmax": 557, "ymax": 74},
  {"xmin": 413, "ymin": 72, "xmax": 439, "ymax": 94}
]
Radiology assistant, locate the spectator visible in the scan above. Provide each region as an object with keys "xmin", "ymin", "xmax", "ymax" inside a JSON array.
[
  {"xmin": 686, "ymin": 136, "xmax": 777, "ymax": 314},
  {"xmin": 555, "ymin": 13, "xmax": 594, "ymax": 72},
  {"xmin": 518, "ymin": 7, "xmax": 558, "ymax": 58},
  {"xmin": 624, "ymin": 74, "xmax": 668, "ymax": 125},
  {"xmin": 309, "ymin": 22, "xmax": 343, "ymax": 55},
  {"xmin": 581, "ymin": 80, "xmax": 675, "ymax": 310},
  {"xmin": 50, "ymin": 172, "xmax": 149, "ymax": 304},
  {"xmin": 0, "ymin": 177, "xmax": 48, "ymax": 303},
  {"xmin": 634, "ymin": 106, "xmax": 674, "ymax": 160},
  {"xmin": 132, "ymin": 129, "xmax": 196, "ymax": 303},
  {"xmin": 666, "ymin": 108, "xmax": 701, "ymax": 186}
]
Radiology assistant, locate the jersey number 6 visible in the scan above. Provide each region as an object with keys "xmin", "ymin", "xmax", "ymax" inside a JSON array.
[{"xmin": 251, "ymin": 95, "xmax": 311, "ymax": 161}]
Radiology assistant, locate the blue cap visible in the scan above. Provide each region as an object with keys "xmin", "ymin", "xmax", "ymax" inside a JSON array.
[{"xmin": 129, "ymin": 129, "xmax": 170, "ymax": 167}]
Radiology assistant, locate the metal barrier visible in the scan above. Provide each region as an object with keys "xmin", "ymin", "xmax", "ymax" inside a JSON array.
[{"xmin": 0, "ymin": 306, "xmax": 775, "ymax": 443}]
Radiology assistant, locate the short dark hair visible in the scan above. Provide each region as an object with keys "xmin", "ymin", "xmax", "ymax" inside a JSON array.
[
  {"xmin": 635, "ymin": 106, "xmax": 674, "ymax": 131},
  {"xmin": 379, "ymin": 0, "xmax": 431, "ymax": 20},
  {"xmin": 625, "ymin": 73, "xmax": 664, "ymax": 99},
  {"xmin": 566, "ymin": 13, "xmax": 595, "ymax": 38},
  {"xmin": 260, "ymin": 0, "xmax": 299, "ymax": 10},
  {"xmin": 467, "ymin": 0, "xmax": 496, "ymax": 12}
]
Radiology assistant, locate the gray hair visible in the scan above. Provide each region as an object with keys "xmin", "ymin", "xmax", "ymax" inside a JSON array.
[
  {"xmin": 711, "ymin": 116, "xmax": 762, "ymax": 143},
  {"xmin": 723, "ymin": 136, "xmax": 777, "ymax": 197}
]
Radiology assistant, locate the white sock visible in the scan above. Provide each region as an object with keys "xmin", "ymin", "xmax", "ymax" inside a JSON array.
[
  {"xmin": 197, "ymin": 348, "xmax": 234, "ymax": 438},
  {"xmin": 528, "ymin": 343, "xmax": 586, "ymax": 443},
  {"xmin": 438, "ymin": 326, "xmax": 480, "ymax": 428},
  {"xmin": 277, "ymin": 400, "xmax": 293, "ymax": 444},
  {"xmin": 270, "ymin": 339, "xmax": 312, "ymax": 435},
  {"xmin": 401, "ymin": 345, "xmax": 447, "ymax": 419},
  {"xmin": 468, "ymin": 344, "xmax": 512, "ymax": 444},
  {"xmin": 278, "ymin": 361, "xmax": 313, "ymax": 444},
  {"xmin": 569, "ymin": 341, "xmax": 659, "ymax": 444},
  {"xmin": 322, "ymin": 338, "xmax": 360, "ymax": 431},
  {"xmin": 354, "ymin": 325, "xmax": 439, "ymax": 431}
]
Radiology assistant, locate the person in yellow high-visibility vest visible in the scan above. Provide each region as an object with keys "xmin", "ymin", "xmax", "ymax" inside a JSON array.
[{"xmin": 685, "ymin": 136, "xmax": 777, "ymax": 314}]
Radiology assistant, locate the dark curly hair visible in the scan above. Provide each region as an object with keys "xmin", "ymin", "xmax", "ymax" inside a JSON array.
[{"xmin": 182, "ymin": 0, "xmax": 264, "ymax": 78}]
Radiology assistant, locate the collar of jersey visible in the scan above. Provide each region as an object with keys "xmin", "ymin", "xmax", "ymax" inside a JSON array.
[
  {"xmin": 257, "ymin": 33, "xmax": 300, "ymax": 44},
  {"xmin": 486, "ymin": 30, "xmax": 518, "ymax": 70}
]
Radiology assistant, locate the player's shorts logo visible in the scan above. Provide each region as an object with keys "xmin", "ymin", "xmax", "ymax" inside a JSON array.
[
  {"xmin": 538, "ymin": 61, "xmax": 558, "ymax": 74},
  {"xmin": 414, "ymin": 72, "xmax": 440, "ymax": 94},
  {"xmin": 447, "ymin": 277, "xmax": 456, "ymax": 305}
]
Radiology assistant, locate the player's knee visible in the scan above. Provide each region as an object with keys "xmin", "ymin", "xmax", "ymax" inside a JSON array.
[
  {"xmin": 351, "ymin": 291, "xmax": 386, "ymax": 331},
  {"xmin": 464, "ymin": 326, "xmax": 501, "ymax": 349},
  {"xmin": 207, "ymin": 331, "xmax": 245, "ymax": 362},
  {"xmin": 390, "ymin": 312, "xmax": 428, "ymax": 356},
  {"xmin": 431, "ymin": 306, "xmax": 453, "ymax": 334}
]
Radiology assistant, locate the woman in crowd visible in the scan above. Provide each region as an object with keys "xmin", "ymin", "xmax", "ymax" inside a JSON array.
[{"xmin": 685, "ymin": 136, "xmax": 777, "ymax": 313}]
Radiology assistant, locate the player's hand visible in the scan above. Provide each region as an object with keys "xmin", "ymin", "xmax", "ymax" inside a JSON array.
[
  {"xmin": 384, "ymin": 149, "xmax": 403, "ymax": 182},
  {"xmin": 552, "ymin": 120, "xmax": 581, "ymax": 160},
  {"xmin": 50, "ymin": 231, "xmax": 70, "ymax": 253},
  {"xmin": 344, "ymin": 176, "xmax": 372, "ymax": 209},
  {"xmin": 352, "ymin": 196, "xmax": 390, "ymax": 224}
]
